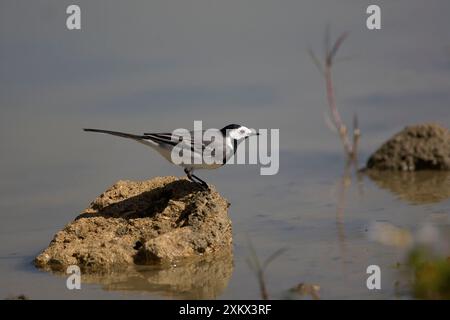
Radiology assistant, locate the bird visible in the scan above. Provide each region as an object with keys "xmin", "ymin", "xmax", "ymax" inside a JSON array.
[{"xmin": 83, "ymin": 124, "xmax": 258, "ymax": 189}]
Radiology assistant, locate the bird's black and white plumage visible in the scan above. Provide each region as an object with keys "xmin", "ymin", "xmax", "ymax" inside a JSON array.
[{"xmin": 83, "ymin": 124, "xmax": 258, "ymax": 189}]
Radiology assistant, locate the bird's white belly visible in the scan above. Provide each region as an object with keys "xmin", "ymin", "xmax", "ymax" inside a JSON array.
[
  {"xmin": 138, "ymin": 137, "xmax": 230, "ymax": 171},
  {"xmin": 152, "ymin": 145, "xmax": 224, "ymax": 170}
]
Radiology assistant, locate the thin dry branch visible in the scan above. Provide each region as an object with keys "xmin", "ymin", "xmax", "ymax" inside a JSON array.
[{"xmin": 309, "ymin": 30, "xmax": 360, "ymax": 161}]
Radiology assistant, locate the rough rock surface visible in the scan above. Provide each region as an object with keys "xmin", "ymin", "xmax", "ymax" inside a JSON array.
[
  {"xmin": 35, "ymin": 177, "xmax": 232, "ymax": 272},
  {"xmin": 366, "ymin": 123, "xmax": 450, "ymax": 171}
]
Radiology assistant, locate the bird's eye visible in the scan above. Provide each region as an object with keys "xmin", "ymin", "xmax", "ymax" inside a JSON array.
[{"xmin": 240, "ymin": 129, "xmax": 245, "ymax": 134}]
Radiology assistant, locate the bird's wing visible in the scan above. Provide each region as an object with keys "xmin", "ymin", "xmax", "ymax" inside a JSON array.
[
  {"xmin": 144, "ymin": 131, "xmax": 208, "ymax": 153},
  {"xmin": 141, "ymin": 132, "xmax": 180, "ymax": 148}
]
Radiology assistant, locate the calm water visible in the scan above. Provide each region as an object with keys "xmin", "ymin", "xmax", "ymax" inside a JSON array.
[{"xmin": 1, "ymin": 0, "xmax": 450, "ymax": 299}]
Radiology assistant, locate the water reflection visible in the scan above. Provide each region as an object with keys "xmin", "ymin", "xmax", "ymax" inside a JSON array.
[
  {"xmin": 365, "ymin": 170, "xmax": 450, "ymax": 204},
  {"xmin": 334, "ymin": 161, "xmax": 364, "ymax": 265},
  {"xmin": 80, "ymin": 251, "xmax": 233, "ymax": 299}
]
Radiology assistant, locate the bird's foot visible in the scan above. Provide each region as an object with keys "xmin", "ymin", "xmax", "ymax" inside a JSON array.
[
  {"xmin": 200, "ymin": 182, "xmax": 210, "ymax": 191},
  {"xmin": 185, "ymin": 171, "xmax": 210, "ymax": 191},
  {"xmin": 192, "ymin": 180, "xmax": 209, "ymax": 191}
]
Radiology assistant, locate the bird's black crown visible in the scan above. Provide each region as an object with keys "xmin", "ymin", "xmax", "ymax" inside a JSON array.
[{"xmin": 220, "ymin": 124, "xmax": 242, "ymax": 135}]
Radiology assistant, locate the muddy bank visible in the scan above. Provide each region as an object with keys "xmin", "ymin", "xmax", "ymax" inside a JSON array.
[
  {"xmin": 35, "ymin": 177, "xmax": 233, "ymax": 273},
  {"xmin": 366, "ymin": 123, "xmax": 450, "ymax": 171}
]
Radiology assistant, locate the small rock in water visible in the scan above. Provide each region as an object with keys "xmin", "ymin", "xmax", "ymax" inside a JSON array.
[
  {"xmin": 34, "ymin": 176, "xmax": 232, "ymax": 273},
  {"xmin": 5, "ymin": 294, "xmax": 29, "ymax": 300},
  {"xmin": 366, "ymin": 123, "xmax": 450, "ymax": 171}
]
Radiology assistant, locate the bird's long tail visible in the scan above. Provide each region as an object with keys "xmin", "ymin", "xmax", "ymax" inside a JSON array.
[{"xmin": 83, "ymin": 128, "xmax": 145, "ymax": 140}]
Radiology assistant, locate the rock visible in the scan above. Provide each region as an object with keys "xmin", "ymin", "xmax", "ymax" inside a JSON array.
[
  {"xmin": 4, "ymin": 294, "xmax": 29, "ymax": 300},
  {"xmin": 288, "ymin": 283, "xmax": 321, "ymax": 300},
  {"xmin": 35, "ymin": 176, "xmax": 232, "ymax": 273},
  {"xmin": 366, "ymin": 123, "xmax": 450, "ymax": 171}
]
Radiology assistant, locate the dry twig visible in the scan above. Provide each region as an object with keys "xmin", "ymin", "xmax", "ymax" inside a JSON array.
[{"xmin": 309, "ymin": 29, "xmax": 361, "ymax": 161}]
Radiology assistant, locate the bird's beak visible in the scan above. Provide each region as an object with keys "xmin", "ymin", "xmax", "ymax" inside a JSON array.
[{"xmin": 244, "ymin": 130, "xmax": 259, "ymax": 139}]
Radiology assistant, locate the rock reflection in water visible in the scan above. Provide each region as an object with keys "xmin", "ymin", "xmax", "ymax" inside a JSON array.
[
  {"xmin": 81, "ymin": 251, "xmax": 233, "ymax": 299},
  {"xmin": 365, "ymin": 170, "xmax": 450, "ymax": 204}
]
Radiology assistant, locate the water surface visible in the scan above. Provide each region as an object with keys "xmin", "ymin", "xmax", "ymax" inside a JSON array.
[{"xmin": 1, "ymin": 0, "xmax": 450, "ymax": 299}]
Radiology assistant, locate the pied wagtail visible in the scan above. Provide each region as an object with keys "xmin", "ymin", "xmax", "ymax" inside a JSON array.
[{"xmin": 84, "ymin": 124, "xmax": 258, "ymax": 189}]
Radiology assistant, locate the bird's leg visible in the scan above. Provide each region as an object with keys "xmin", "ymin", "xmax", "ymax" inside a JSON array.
[
  {"xmin": 184, "ymin": 168, "xmax": 209, "ymax": 190},
  {"xmin": 184, "ymin": 167, "xmax": 194, "ymax": 181},
  {"xmin": 191, "ymin": 173, "xmax": 209, "ymax": 190}
]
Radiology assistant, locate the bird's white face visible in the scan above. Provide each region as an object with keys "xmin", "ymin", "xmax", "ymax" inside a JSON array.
[{"xmin": 228, "ymin": 126, "xmax": 256, "ymax": 140}]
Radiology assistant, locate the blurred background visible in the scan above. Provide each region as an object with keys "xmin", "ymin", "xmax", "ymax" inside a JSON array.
[{"xmin": 1, "ymin": 0, "xmax": 449, "ymax": 299}]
